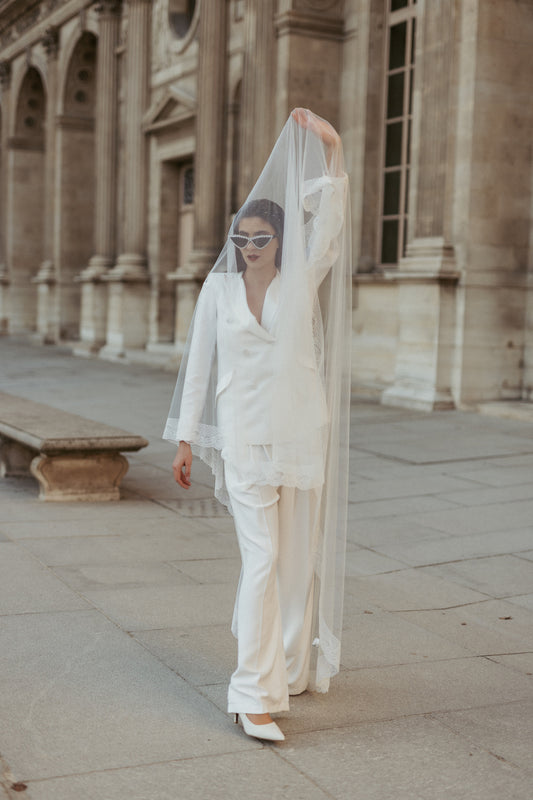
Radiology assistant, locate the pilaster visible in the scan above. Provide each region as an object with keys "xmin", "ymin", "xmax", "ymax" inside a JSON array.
[
  {"xmin": 100, "ymin": 0, "xmax": 151, "ymax": 359},
  {"xmin": 168, "ymin": 0, "xmax": 228, "ymax": 355},
  {"xmin": 237, "ymin": 0, "xmax": 275, "ymax": 204},
  {"xmin": 76, "ymin": 0, "xmax": 122, "ymax": 355},
  {"xmin": 382, "ymin": 0, "xmax": 459, "ymax": 411},
  {"xmin": 33, "ymin": 27, "xmax": 60, "ymax": 344},
  {"xmin": 182, "ymin": 0, "xmax": 227, "ymax": 279}
]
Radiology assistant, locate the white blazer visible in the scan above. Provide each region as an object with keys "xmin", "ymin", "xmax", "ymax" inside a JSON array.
[{"xmin": 177, "ymin": 271, "xmax": 328, "ymax": 447}]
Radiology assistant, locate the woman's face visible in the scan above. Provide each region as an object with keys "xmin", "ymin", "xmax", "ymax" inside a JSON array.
[{"xmin": 236, "ymin": 217, "xmax": 279, "ymax": 272}]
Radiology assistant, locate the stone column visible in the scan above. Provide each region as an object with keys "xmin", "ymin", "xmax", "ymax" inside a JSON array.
[
  {"xmin": 0, "ymin": 62, "xmax": 11, "ymax": 334},
  {"xmin": 101, "ymin": 0, "xmax": 151, "ymax": 358},
  {"xmin": 169, "ymin": 0, "xmax": 228, "ymax": 354},
  {"xmin": 184, "ymin": 0, "xmax": 227, "ymax": 277},
  {"xmin": 237, "ymin": 0, "xmax": 275, "ymax": 204},
  {"xmin": 33, "ymin": 26, "xmax": 61, "ymax": 343},
  {"xmin": 76, "ymin": 0, "xmax": 122, "ymax": 355},
  {"xmin": 382, "ymin": 0, "xmax": 459, "ymax": 411},
  {"xmin": 274, "ymin": 0, "xmax": 343, "ymax": 132}
]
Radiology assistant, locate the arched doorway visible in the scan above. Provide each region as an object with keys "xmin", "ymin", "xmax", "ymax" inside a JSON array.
[
  {"xmin": 7, "ymin": 67, "xmax": 46, "ymax": 332},
  {"xmin": 58, "ymin": 31, "xmax": 97, "ymax": 339}
]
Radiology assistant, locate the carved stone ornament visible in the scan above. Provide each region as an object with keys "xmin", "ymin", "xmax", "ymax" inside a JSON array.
[
  {"xmin": 0, "ymin": 61, "xmax": 12, "ymax": 89},
  {"xmin": 42, "ymin": 25, "xmax": 60, "ymax": 58}
]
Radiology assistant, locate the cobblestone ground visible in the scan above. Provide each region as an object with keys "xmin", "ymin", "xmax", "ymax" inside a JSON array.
[{"xmin": 1, "ymin": 337, "xmax": 532, "ymax": 800}]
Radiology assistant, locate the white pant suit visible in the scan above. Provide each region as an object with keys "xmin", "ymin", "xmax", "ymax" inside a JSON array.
[
  {"xmin": 170, "ymin": 176, "xmax": 348, "ymax": 712},
  {"xmin": 225, "ymin": 453, "xmax": 321, "ymax": 714}
]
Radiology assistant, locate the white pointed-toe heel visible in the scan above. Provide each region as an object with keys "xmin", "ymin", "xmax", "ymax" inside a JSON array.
[{"xmin": 234, "ymin": 713, "xmax": 285, "ymax": 742}]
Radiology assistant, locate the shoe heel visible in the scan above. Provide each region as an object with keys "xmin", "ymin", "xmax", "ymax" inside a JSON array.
[{"xmin": 234, "ymin": 713, "xmax": 239, "ymax": 724}]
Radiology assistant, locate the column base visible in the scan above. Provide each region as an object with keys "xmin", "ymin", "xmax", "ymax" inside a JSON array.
[
  {"xmin": 381, "ymin": 247, "xmax": 460, "ymax": 412},
  {"xmin": 167, "ymin": 271, "xmax": 203, "ymax": 356},
  {"xmin": 381, "ymin": 384, "xmax": 455, "ymax": 412},
  {"xmin": 33, "ymin": 264, "xmax": 60, "ymax": 344},
  {"xmin": 100, "ymin": 260, "xmax": 150, "ymax": 358},
  {"xmin": 76, "ymin": 257, "xmax": 113, "ymax": 354}
]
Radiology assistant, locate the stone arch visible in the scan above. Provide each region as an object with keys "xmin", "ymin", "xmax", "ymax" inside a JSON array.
[
  {"xmin": 57, "ymin": 19, "xmax": 99, "ymax": 113},
  {"xmin": 7, "ymin": 66, "xmax": 47, "ymax": 332},
  {"xmin": 55, "ymin": 31, "xmax": 98, "ymax": 339}
]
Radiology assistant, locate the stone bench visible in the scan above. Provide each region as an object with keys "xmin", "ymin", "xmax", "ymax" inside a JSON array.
[{"xmin": 0, "ymin": 392, "xmax": 148, "ymax": 501}]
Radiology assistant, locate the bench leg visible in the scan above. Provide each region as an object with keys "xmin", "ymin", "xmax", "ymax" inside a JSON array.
[
  {"xmin": 30, "ymin": 452, "xmax": 129, "ymax": 501},
  {"xmin": 0, "ymin": 438, "xmax": 35, "ymax": 477}
]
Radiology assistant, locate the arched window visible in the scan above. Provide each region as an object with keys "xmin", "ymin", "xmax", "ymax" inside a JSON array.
[{"xmin": 169, "ymin": 0, "xmax": 196, "ymax": 39}]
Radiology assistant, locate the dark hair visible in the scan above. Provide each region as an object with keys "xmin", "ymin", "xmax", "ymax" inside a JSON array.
[{"xmin": 232, "ymin": 199, "xmax": 285, "ymax": 270}]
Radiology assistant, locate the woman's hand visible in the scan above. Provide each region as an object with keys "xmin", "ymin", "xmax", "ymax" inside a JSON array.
[
  {"xmin": 172, "ymin": 441, "xmax": 192, "ymax": 489},
  {"xmin": 291, "ymin": 107, "xmax": 341, "ymax": 150}
]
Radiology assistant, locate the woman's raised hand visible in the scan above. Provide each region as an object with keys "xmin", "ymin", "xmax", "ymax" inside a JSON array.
[
  {"xmin": 173, "ymin": 441, "xmax": 193, "ymax": 489},
  {"xmin": 291, "ymin": 108, "xmax": 340, "ymax": 150}
]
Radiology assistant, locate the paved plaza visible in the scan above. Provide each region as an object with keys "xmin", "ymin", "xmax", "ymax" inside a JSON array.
[{"xmin": 0, "ymin": 337, "xmax": 532, "ymax": 800}]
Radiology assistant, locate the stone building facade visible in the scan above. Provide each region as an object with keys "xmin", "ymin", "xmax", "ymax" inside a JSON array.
[{"xmin": 0, "ymin": 0, "xmax": 532, "ymax": 409}]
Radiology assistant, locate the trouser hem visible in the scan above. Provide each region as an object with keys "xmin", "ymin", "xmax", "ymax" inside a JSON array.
[{"xmin": 227, "ymin": 702, "xmax": 290, "ymax": 714}]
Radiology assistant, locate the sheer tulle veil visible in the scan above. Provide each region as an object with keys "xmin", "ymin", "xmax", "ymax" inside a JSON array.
[{"xmin": 164, "ymin": 108, "xmax": 352, "ymax": 693}]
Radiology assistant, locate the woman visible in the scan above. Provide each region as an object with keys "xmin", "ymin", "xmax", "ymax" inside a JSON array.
[{"xmin": 164, "ymin": 109, "xmax": 351, "ymax": 742}]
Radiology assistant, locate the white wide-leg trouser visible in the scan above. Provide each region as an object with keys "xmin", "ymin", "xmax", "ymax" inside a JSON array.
[{"xmin": 225, "ymin": 456, "xmax": 321, "ymax": 714}]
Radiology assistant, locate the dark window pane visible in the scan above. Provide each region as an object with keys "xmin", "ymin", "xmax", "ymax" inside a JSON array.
[
  {"xmin": 408, "ymin": 67, "xmax": 414, "ymax": 114},
  {"xmin": 389, "ymin": 22, "xmax": 407, "ymax": 70},
  {"xmin": 381, "ymin": 220, "xmax": 399, "ymax": 264},
  {"xmin": 404, "ymin": 169, "xmax": 409, "ymax": 213},
  {"xmin": 391, "ymin": 0, "xmax": 408, "ymax": 10},
  {"xmin": 385, "ymin": 122, "xmax": 403, "ymax": 167},
  {"xmin": 406, "ymin": 118, "xmax": 412, "ymax": 165},
  {"xmin": 410, "ymin": 18, "xmax": 416, "ymax": 64},
  {"xmin": 383, "ymin": 171, "xmax": 401, "ymax": 215},
  {"xmin": 387, "ymin": 71, "xmax": 405, "ymax": 119},
  {"xmin": 403, "ymin": 217, "xmax": 408, "ymax": 257},
  {"xmin": 183, "ymin": 166, "xmax": 194, "ymax": 204}
]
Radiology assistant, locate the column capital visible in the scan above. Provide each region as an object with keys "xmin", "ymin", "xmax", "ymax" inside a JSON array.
[
  {"xmin": 42, "ymin": 26, "xmax": 60, "ymax": 59},
  {"xmin": 0, "ymin": 61, "xmax": 12, "ymax": 89},
  {"xmin": 93, "ymin": 0, "xmax": 123, "ymax": 16}
]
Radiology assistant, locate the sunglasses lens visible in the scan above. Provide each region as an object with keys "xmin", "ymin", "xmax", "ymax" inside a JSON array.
[
  {"xmin": 252, "ymin": 236, "xmax": 272, "ymax": 249},
  {"xmin": 230, "ymin": 235, "xmax": 248, "ymax": 249}
]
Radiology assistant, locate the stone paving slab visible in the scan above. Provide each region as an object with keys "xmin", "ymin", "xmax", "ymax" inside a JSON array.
[
  {"xmin": 23, "ymin": 750, "xmax": 331, "ymax": 800},
  {"xmin": 372, "ymin": 527, "xmax": 533, "ymax": 567},
  {"xmin": 81, "ymin": 582, "xmax": 236, "ymax": 631},
  {"xmin": 1, "ymin": 338, "xmax": 533, "ymax": 799},
  {"xmin": 133, "ymin": 624, "xmax": 237, "ymax": 686},
  {"xmin": 0, "ymin": 542, "xmax": 89, "ymax": 615},
  {"xmin": 421, "ymin": 555, "xmax": 533, "ymax": 598},
  {"xmin": 279, "ymin": 714, "xmax": 533, "ymax": 800},
  {"xmin": 404, "ymin": 499, "xmax": 533, "ymax": 537},
  {"xmin": 343, "ymin": 569, "xmax": 489, "ymax": 612},
  {"xmin": 395, "ymin": 599, "xmax": 533, "ymax": 655},
  {"xmin": 0, "ymin": 610, "xmax": 253, "ymax": 782},
  {"xmin": 340, "ymin": 611, "xmax": 473, "ymax": 668},
  {"xmin": 431, "ymin": 699, "xmax": 533, "ymax": 773},
  {"xmin": 17, "ymin": 527, "xmax": 240, "ymax": 566}
]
